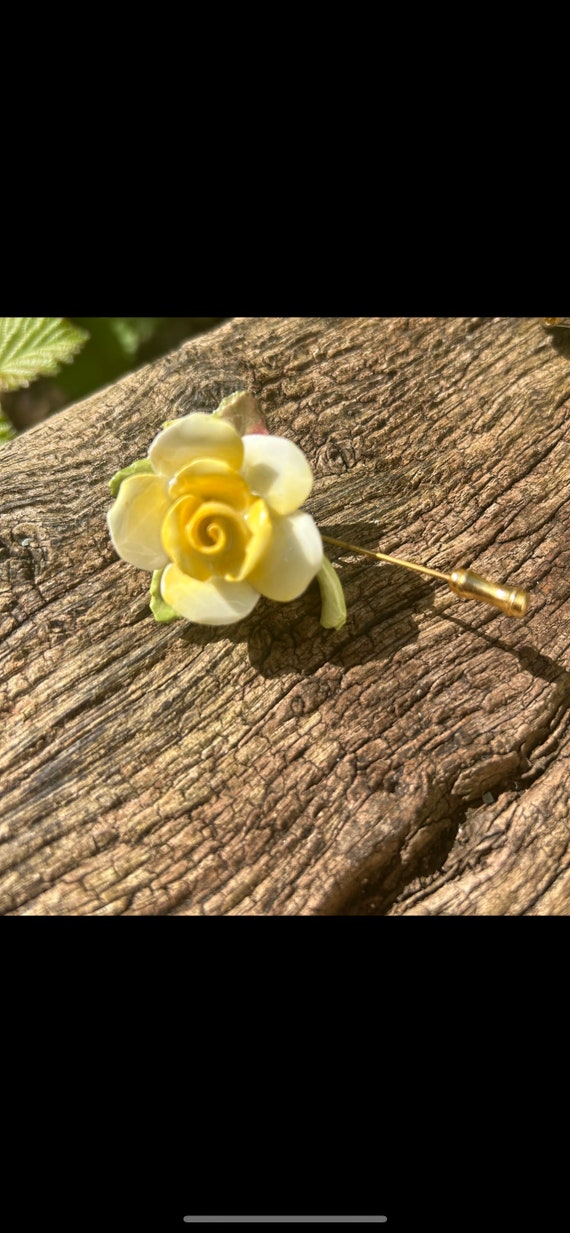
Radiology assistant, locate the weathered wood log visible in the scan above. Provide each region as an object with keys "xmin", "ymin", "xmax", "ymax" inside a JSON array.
[{"xmin": 1, "ymin": 316, "xmax": 569, "ymax": 915}]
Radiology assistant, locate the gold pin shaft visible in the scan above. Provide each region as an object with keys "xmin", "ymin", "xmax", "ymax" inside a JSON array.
[{"xmin": 321, "ymin": 536, "xmax": 529, "ymax": 618}]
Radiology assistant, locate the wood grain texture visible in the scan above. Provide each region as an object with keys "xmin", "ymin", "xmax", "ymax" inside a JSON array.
[{"xmin": 1, "ymin": 316, "xmax": 569, "ymax": 915}]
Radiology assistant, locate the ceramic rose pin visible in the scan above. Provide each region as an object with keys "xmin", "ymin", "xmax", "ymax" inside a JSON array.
[{"xmin": 108, "ymin": 391, "xmax": 530, "ymax": 629}]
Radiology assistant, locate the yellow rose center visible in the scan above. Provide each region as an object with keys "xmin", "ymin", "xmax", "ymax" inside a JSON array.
[
  {"xmin": 186, "ymin": 501, "xmax": 246, "ymax": 562},
  {"xmin": 161, "ymin": 463, "xmax": 272, "ymax": 583}
]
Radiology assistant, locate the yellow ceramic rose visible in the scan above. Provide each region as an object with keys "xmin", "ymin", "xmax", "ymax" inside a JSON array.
[{"xmin": 107, "ymin": 400, "xmax": 325, "ymax": 626}]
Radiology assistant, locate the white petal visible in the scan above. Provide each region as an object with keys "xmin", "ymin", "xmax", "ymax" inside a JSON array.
[
  {"xmin": 149, "ymin": 413, "xmax": 243, "ymax": 478},
  {"xmin": 240, "ymin": 434, "xmax": 313, "ymax": 515},
  {"xmin": 161, "ymin": 564, "xmax": 260, "ymax": 625},
  {"xmin": 248, "ymin": 511, "xmax": 323, "ymax": 601},
  {"xmin": 108, "ymin": 473, "xmax": 170, "ymax": 570}
]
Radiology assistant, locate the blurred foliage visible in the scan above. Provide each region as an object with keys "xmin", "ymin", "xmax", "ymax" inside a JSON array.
[
  {"xmin": 0, "ymin": 411, "xmax": 16, "ymax": 444},
  {"xmin": 57, "ymin": 317, "xmax": 224, "ymax": 402},
  {"xmin": 0, "ymin": 317, "xmax": 225, "ymax": 440}
]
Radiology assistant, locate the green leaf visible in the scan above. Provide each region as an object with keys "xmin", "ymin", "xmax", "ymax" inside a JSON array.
[
  {"xmin": 149, "ymin": 569, "xmax": 182, "ymax": 623},
  {"xmin": 0, "ymin": 403, "xmax": 16, "ymax": 445},
  {"xmin": 109, "ymin": 458, "xmax": 154, "ymax": 497},
  {"xmin": 0, "ymin": 318, "xmax": 89, "ymax": 392},
  {"xmin": 317, "ymin": 556, "xmax": 348, "ymax": 630}
]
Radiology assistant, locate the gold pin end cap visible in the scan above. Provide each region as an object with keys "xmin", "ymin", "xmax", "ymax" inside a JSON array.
[
  {"xmin": 506, "ymin": 587, "xmax": 529, "ymax": 618},
  {"xmin": 450, "ymin": 569, "xmax": 529, "ymax": 618}
]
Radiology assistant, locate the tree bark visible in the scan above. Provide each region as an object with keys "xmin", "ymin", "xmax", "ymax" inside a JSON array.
[{"xmin": 1, "ymin": 316, "xmax": 569, "ymax": 915}]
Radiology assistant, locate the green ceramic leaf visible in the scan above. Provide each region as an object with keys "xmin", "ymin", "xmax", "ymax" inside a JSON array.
[
  {"xmin": 317, "ymin": 556, "xmax": 347, "ymax": 630},
  {"xmin": 149, "ymin": 569, "xmax": 182, "ymax": 623},
  {"xmin": 109, "ymin": 458, "xmax": 154, "ymax": 497}
]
